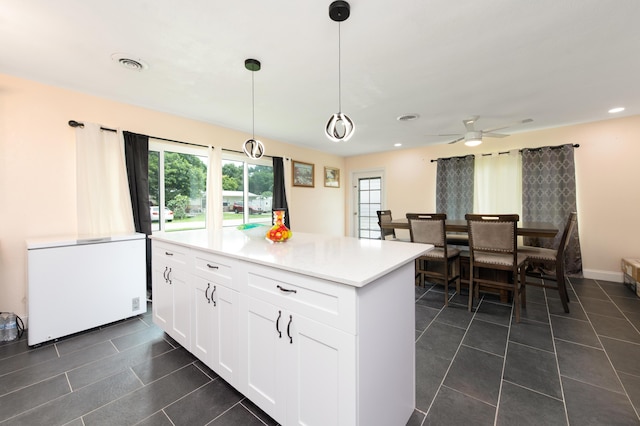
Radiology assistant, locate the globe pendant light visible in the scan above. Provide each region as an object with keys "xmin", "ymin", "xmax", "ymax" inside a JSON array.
[
  {"xmin": 325, "ymin": 1, "xmax": 354, "ymax": 143},
  {"xmin": 243, "ymin": 58, "xmax": 265, "ymax": 159}
]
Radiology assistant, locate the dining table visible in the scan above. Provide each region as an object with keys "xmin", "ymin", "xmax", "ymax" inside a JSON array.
[{"xmin": 381, "ymin": 218, "xmax": 559, "ymax": 238}]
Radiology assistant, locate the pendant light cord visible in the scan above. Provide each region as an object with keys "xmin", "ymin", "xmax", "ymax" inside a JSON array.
[
  {"xmin": 251, "ymin": 71, "xmax": 255, "ymax": 140},
  {"xmin": 338, "ymin": 22, "xmax": 342, "ymax": 113}
]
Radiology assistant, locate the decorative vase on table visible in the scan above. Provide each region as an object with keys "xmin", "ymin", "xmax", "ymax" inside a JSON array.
[{"xmin": 266, "ymin": 209, "xmax": 292, "ymax": 243}]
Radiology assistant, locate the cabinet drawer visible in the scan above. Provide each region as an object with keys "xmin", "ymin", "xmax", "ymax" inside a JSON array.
[
  {"xmin": 153, "ymin": 241, "xmax": 190, "ymax": 268},
  {"xmin": 193, "ymin": 251, "xmax": 233, "ymax": 287},
  {"xmin": 246, "ymin": 265, "xmax": 356, "ymax": 334}
]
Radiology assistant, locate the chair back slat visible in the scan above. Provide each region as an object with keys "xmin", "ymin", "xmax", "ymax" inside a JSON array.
[
  {"xmin": 377, "ymin": 210, "xmax": 396, "ymax": 239},
  {"xmin": 466, "ymin": 214, "xmax": 519, "ymax": 255},
  {"xmin": 407, "ymin": 213, "xmax": 446, "ymax": 247}
]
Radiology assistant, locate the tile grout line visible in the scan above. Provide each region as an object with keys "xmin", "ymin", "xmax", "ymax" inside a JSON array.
[
  {"xmin": 492, "ymin": 290, "xmax": 516, "ymax": 426},
  {"xmin": 542, "ymin": 280, "xmax": 570, "ymax": 425}
]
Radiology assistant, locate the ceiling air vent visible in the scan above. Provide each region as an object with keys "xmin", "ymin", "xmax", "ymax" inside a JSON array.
[
  {"xmin": 397, "ymin": 114, "xmax": 420, "ymax": 122},
  {"xmin": 111, "ymin": 53, "xmax": 148, "ymax": 71}
]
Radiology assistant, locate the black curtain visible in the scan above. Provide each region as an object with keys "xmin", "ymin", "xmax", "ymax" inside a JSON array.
[
  {"xmin": 272, "ymin": 157, "xmax": 290, "ymax": 229},
  {"xmin": 123, "ymin": 132, "xmax": 153, "ymax": 293}
]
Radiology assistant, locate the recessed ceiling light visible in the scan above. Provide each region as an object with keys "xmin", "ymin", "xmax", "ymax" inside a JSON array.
[
  {"xmin": 394, "ymin": 143, "xmax": 402, "ymax": 147},
  {"xmin": 111, "ymin": 53, "xmax": 148, "ymax": 71},
  {"xmin": 608, "ymin": 107, "xmax": 625, "ymax": 114},
  {"xmin": 397, "ymin": 114, "xmax": 420, "ymax": 122}
]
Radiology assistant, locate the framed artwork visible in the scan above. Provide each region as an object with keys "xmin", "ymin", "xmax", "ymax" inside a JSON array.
[
  {"xmin": 292, "ymin": 160, "xmax": 314, "ymax": 187},
  {"xmin": 324, "ymin": 166, "xmax": 340, "ymax": 188}
]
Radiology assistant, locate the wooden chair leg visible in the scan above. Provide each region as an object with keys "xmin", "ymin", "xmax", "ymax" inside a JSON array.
[
  {"xmin": 556, "ymin": 263, "xmax": 570, "ymax": 313},
  {"xmin": 468, "ymin": 267, "xmax": 475, "ymax": 312},
  {"xmin": 455, "ymin": 257, "xmax": 461, "ymax": 295},
  {"xmin": 444, "ymin": 259, "xmax": 449, "ymax": 307},
  {"xmin": 513, "ymin": 267, "xmax": 521, "ymax": 323}
]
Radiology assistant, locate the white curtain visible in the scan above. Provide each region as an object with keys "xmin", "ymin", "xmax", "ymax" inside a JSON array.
[
  {"xmin": 76, "ymin": 123, "xmax": 135, "ymax": 237},
  {"xmin": 207, "ymin": 146, "xmax": 223, "ymax": 230},
  {"xmin": 473, "ymin": 149, "xmax": 522, "ymax": 217}
]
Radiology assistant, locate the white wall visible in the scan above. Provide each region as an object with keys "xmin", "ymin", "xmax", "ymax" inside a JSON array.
[
  {"xmin": 345, "ymin": 115, "xmax": 640, "ymax": 283},
  {"xmin": 0, "ymin": 74, "xmax": 345, "ymax": 317}
]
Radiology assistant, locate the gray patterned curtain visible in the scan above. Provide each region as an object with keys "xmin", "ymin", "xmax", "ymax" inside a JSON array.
[
  {"xmin": 436, "ymin": 155, "xmax": 474, "ymax": 220},
  {"xmin": 522, "ymin": 144, "xmax": 582, "ymax": 275}
]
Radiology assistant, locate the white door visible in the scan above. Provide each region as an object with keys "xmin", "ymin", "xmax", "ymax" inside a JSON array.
[
  {"xmin": 213, "ymin": 284, "xmax": 239, "ymax": 385},
  {"xmin": 152, "ymin": 260, "xmax": 172, "ymax": 330},
  {"xmin": 170, "ymin": 266, "xmax": 191, "ymax": 350},
  {"xmin": 351, "ymin": 170, "xmax": 385, "ymax": 239},
  {"xmin": 192, "ymin": 277, "xmax": 214, "ymax": 367},
  {"xmin": 286, "ymin": 314, "xmax": 356, "ymax": 426},
  {"xmin": 245, "ymin": 296, "xmax": 288, "ymax": 422}
]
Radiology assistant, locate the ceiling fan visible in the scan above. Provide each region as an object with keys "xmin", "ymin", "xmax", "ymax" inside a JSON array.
[{"xmin": 442, "ymin": 116, "xmax": 533, "ymax": 146}]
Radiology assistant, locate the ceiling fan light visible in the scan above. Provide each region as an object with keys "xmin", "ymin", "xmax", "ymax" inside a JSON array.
[
  {"xmin": 464, "ymin": 139, "xmax": 482, "ymax": 147},
  {"xmin": 326, "ymin": 112, "xmax": 355, "ymax": 142}
]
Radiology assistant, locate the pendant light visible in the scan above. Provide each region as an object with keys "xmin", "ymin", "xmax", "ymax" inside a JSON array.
[
  {"xmin": 243, "ymin": 58, "xmax": 265, "ymax": 159},
  {"xmin": 325, "ymin": 1, "xmax": 354, "ymax": 143}
]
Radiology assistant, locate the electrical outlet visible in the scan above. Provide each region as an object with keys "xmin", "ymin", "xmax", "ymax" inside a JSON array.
[{"xmin": 132, "ymin": 297, "xmax": 140, "ymax": 311}]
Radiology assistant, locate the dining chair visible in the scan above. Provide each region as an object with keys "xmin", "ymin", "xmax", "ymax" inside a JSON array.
[
  {"xmin": 518, "ymin": 212, "xmax": 577, "ymax": 313},
  {"xmin": 407, "ymin": 213, "xmax": 461, "ymax": 306},
  {"xmin": 466, "ymin": 214, "xmax": 527, "ymax": 322},
  {"xmin": 377, "ymin": 210, "xmax": 397, "ymax": 240}
]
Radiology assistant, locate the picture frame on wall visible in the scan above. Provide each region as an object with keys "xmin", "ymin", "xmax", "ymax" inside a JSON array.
[
  {"xmin": 324, "ymin": 166, "xmax": 340, "ymax": 188},
  {"xmin": 292, "ymin": 160, "xmax": 314, "ymax": 187}
]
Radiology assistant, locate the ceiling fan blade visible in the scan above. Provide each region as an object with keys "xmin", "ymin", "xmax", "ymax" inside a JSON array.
[
  {"xmin": 463, "ymin": 115, "xmax": 479, "ymax": 132},
  {"xmin": 447, "ymin": 136, "xmax": 465, "ymax": 144},
  {"xmin": 437, "ymin": 133, "xmax": 463, "ymax": 137},
  {"xmin": 483, "ymin": 118, "xmax": 533, "ymax": 134},
  {"xmin": 483, "ymin": 132, "xmax": 509, "ymax": 138}
]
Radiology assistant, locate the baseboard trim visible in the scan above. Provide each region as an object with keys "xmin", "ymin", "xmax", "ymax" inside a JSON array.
[{"xmin": 583, "ymin": 269, "xmax": 623, "ymax": 283}]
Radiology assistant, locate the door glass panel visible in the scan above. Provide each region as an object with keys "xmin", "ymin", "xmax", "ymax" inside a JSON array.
[{"xmin": 358, "ymin": 177, "xmax": 382, "ymax": 239}]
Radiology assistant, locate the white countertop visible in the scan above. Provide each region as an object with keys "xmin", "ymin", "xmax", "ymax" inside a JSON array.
[{"xmin": 152, "ymin": 229, "xmax": 432, "ymax": 287}]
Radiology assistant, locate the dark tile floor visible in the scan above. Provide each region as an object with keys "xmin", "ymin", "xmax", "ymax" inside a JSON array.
[{"xmin": 1, "ymin": 277, "xmax": 640, "ymax": 425}]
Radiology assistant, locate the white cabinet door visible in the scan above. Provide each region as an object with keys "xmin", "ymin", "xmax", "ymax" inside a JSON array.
[
  {"xmin": 212, "ymin": 283, "xmax": 239, "ymax": 385},
  {"xmin": 245, "ymin": 296, "xmax": 288, "ymax": 422},
  {"xmin": 152, "ymin": 242, "xmax": 191, "ymax": 350},
  {"xmin": 152, "ymin": 260, "xmax": 172, "ymax": 330},
  {"xmin": 244, "ymin": 296, "xmax": 355, "ymax": 426},
  {"xmin": 192, "ymin": 277, "xmax": 215, "ymax": 366},
  {"xmin": 170, "ymin": 266, "xmax": 191, "ymax": 349},
  {"xmin": 286, "ymin": 314, "xmax": 356, "ymax": 426}
]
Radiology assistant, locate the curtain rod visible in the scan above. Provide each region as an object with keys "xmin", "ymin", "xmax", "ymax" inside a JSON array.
[
  {"xmin": 68, "ymin": 120, "xmax": 212, "ymax": 149},
  {"xmin": 430, "ymin": 143, "xmax": 580, "ymax": 163}
]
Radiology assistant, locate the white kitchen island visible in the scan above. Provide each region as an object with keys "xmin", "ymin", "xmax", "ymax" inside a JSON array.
[{"xmin": 151, "ymin": 229, "xmax": 431, "ymax": 426}]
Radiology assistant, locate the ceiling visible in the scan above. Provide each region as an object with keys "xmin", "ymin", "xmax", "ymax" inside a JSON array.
[{"xmin": 2, "ymin": 1, "xmax": 639, "ymax": 157}]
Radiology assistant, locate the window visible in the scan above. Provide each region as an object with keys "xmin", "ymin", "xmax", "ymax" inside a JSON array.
[
  {"xmin": 222, "ymin": 154, "xmax": 273, "ymax": 227},
  {"xmin": 149, "ymin": 140, "xmax": 209, "ymax": 232}
]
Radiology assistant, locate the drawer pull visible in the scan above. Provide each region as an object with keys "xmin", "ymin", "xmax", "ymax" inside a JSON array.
[
  {"xmin": 211, "ymin": 285, "xmax": 217, "ymax": 307},
  {"xmin": 163, "ymin": 266, "xmax": 169, "ymax": 282},
  {"xmin": 276, "ymin": 310, "xmax": 282, "ymax": 338},
  {"xmin": 206, "ymin": 263, "xmax": 219, "ymax": 270},
  {"xmin": 287, "ymin": 315, "xmax": 293, "ymax": 344},
  {"xmin": 277, "ymin": 285, "xmax": 297, "ymax": 294},
  {"xmin": 205, "ymin": 282, "xmax": 211, "ymax": 303},
  {"xmin": 165, "ymin": 251, "xmax": 174, "ymax": 256}
]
